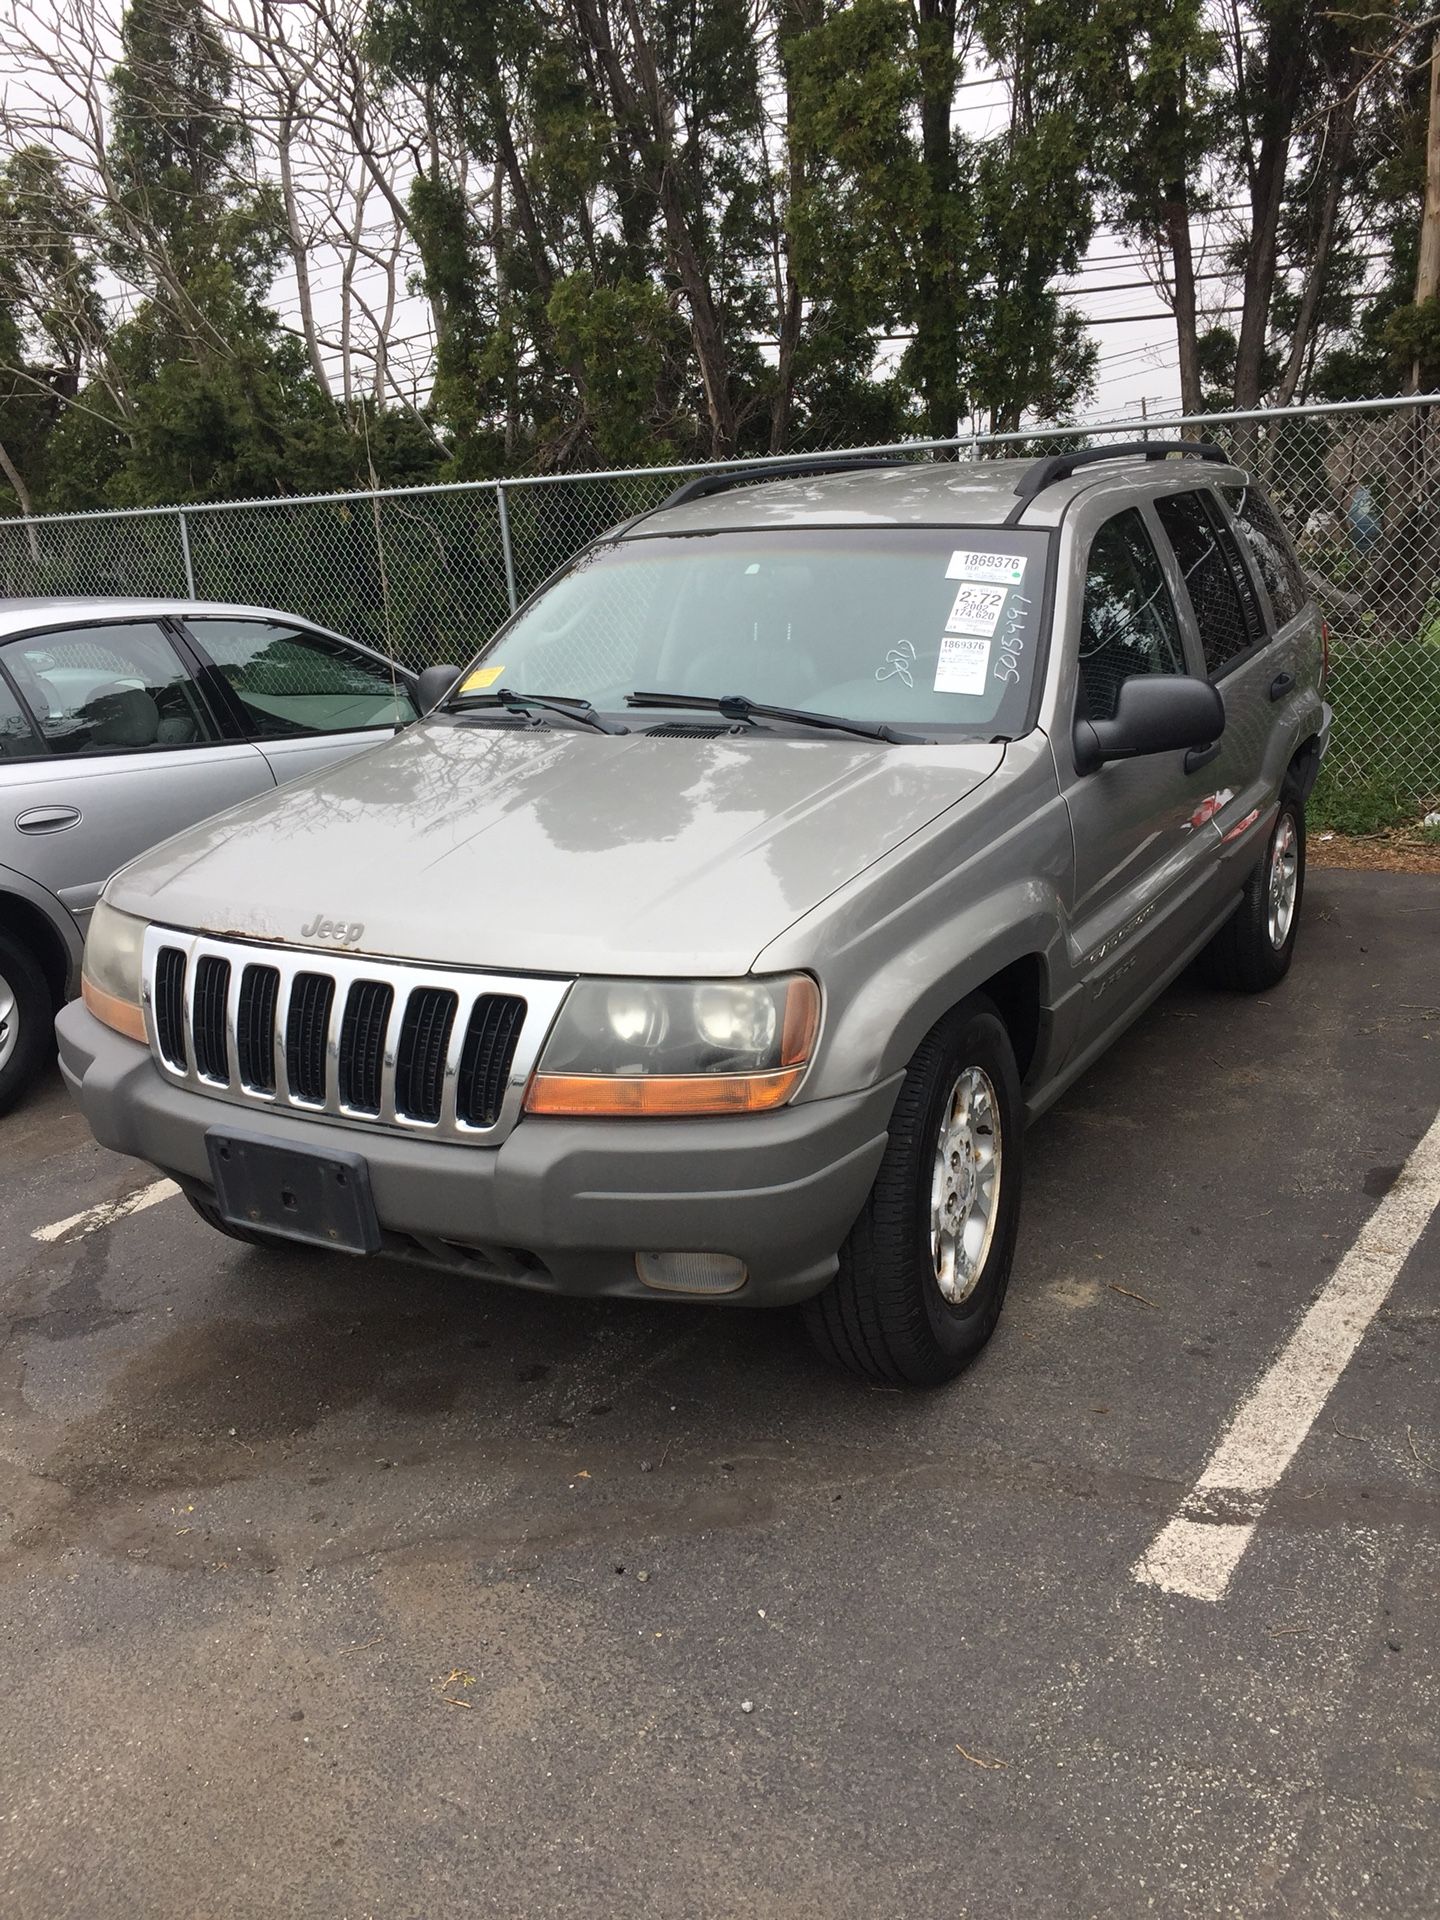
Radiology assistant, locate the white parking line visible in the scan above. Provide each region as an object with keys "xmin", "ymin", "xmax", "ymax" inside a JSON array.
[
  {"xmin": 1133, "ymin": 1106, "xmax": 1440, "ymax": 1602},
  {"xmin": 31, "ymin": 1177, "xmax": 180, "ymax": 1245}
]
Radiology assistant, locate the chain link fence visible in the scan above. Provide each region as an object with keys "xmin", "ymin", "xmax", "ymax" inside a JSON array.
[{"xmin": 2, "ymin": 395, "xmax": 1438, "ymax": 827}]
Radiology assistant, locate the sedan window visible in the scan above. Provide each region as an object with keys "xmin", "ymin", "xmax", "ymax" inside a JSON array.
[
  {"xmin": 0, "ymin": 671, "xmax": 42, "ymax": 758},
  {"xmin": 186, "ymin": 619, "xmax": 415, "ymax": 737},
  {"xmin": 5, "ymin": 623, "xmax": 213, "ymax": 756}
]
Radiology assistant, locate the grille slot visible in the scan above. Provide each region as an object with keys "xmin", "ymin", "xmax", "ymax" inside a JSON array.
[
  {"xmin": 285, "ymin": 972, "xmax": 335, "ymax": 1104},
  {"xmin": 237, "ymin": 965, "xmax": 279, "ymax": 1092},
  {"xmin": 339, "ymin": 980, "xmax": 394, "ymax": 1114},
  {"xmin": 456, "ymin": 994, "xmax": 526, "ymax": 1128},
  {"xmin": 192, "ymin": 955, "xmax": 231, "ymax": 1081},
  {"xmin": 394, "ymin": 987, "xmax": 458, "ymax": 1123},
  {"xmin": 154, "ymin": 948, "xmax": 187, "ymax": 1069}
]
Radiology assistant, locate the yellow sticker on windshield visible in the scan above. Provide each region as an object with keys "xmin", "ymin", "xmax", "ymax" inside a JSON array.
[{"xmin": 462, "ymin": 663, "xmax": 505, "ymax": 691}]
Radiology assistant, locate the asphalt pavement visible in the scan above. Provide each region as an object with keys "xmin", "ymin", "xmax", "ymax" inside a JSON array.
[{"xmin": 1, "ymin": 869, "xmax": 1436, "ymax": 1920}]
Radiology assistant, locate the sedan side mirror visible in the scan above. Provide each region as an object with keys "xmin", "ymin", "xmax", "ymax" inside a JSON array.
[
  {"xmin": 415, "ymin": 663, "xmax": 462, "ymax": 714},
  {"xmin": 1073, "ymin": 674, "xmax": 1225, "ymax": 775}
]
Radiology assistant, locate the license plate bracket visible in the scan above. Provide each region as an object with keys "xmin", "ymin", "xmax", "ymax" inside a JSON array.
[{"xmin": 205, "ymin": 1128, "xmax": 381, "ymax": 1254}]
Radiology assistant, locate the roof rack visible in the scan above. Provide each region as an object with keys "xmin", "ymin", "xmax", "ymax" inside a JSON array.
[
  {"xmin": 1005, "ymin": 440, "xmax": 1228, "ymax": 524},
  {"xmin": 656, "ymin": 454, "xmax": 915, "ymax": 512}
]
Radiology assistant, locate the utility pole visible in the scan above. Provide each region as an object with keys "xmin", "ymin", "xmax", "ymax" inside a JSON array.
[{"xmin": 1410, "ymin": 29, "xmax": 1440, "ymax": 391}]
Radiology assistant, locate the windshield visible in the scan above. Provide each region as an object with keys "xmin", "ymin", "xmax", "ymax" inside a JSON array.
[{"xmin": 454, "ymin": 527, "xmax": 1051, "ymax": 736}]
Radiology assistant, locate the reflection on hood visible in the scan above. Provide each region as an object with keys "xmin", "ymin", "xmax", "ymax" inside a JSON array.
[{"xmin": 109, "ymin": 720, "xmax": 1006, "ymax": 975}]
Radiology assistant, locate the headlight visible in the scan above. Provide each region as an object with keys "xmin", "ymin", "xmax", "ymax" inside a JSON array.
[
  {"xmin": 81, "ymin": 900, "xmax": 149, "ymax": 1043},
  {"xmin": 526, "ymin": 975, "xmax": 820, "ymax": 1116}
]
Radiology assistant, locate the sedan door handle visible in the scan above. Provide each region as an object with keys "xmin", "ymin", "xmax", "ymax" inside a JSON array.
[
  {"xmin": 15, "ymin": 804, "xmax": 82, "ymax": 834},
  {"xmin": 1184, "ymin": 741, "xmax": 1222, "ymax": 775},
  {"xmin": 1269, "ymin": 671, "xmax": 1295, "ymax": 702}
]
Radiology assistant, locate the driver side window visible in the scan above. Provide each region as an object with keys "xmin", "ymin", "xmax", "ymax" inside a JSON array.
[{"xmin": 1078, "ymin": 510, "xmax": 1186, "ymax": 722}]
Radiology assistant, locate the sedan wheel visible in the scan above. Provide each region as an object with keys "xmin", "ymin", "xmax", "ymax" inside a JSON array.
[
  {"xmin": 0, "ymin": 968, "xmax": 17, "ymax": 1076},
  {"xmin": 0, "ymin": 932, "xmax": 53, "ymax": 1117}
]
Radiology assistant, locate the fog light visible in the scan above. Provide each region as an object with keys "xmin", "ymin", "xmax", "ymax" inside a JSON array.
[{"xmin": 635, "ymin": 1251, "xmax": 748, "ymax": 1295}]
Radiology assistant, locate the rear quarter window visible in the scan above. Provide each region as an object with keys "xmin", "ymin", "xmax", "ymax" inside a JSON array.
[{"xmin": 1221, "ymin": 484, "xmax": 1310, "ymax": 627}]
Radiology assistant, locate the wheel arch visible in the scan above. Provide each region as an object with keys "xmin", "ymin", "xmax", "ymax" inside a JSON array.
[
  {"xmin": 973, "ymin": 951, "xmax": 1045, "ymax": 1085},
  {"xmin": 1287, "ymin": 732, "xmax": 1323, "ymax": 801},
  {"xmin": 0, "ymin": 880, "xmax": 81, "ymax": 1010}
]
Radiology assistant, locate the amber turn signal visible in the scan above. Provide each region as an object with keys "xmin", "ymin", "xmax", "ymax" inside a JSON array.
[
  {"xmin": 81, "ymin": 973, "xmax": 148, "ymax": 1045},
  {"xmin": 525, "ymin": 1067, "xmax": 804, "ymax": 1117}
]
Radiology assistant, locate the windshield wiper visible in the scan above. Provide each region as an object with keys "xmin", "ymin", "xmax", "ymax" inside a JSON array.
[
  {"xmin": 625, "ymin": 690, "xmax": 927, "ymax": 745},
  {"xmin": 452, "ymin": 687, "xmax": 627, "ymax": 735}
]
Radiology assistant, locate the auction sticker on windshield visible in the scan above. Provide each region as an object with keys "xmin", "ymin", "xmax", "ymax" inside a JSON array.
[
  {"xmin": 934, "ymin": 633, "xmax": 991, "ymax": 695},
  {"xmin": 945, "ymin": 582, "xmax": 1007, "ymax": 636},
  {"xmin": 946, "ymin": 549, "xmax": 1027, "ymax": 586}
]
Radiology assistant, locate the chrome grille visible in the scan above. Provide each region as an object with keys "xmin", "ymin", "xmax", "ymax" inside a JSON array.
[{"xmin": 142, "ymin": 929, "xmax": 571, "ymax": 1145}]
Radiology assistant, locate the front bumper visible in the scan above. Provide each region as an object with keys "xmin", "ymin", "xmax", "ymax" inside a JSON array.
[{"xmin": 56, "ymin": 1000, "xmax": 899, "ymax": 1307}]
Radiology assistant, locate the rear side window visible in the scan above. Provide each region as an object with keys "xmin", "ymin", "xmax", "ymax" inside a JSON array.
[
  {"xmin": 1222, "ymin": 484, "xmax": 1309, "ymax": 627},
  {"xmin": 1077, "ymin": 509, "xmax": 1187, "ymax": 722},
  {"xmin": 187, "ymin": 619, "xmax": 414, "ymax": 737},
  {"xmin": 3, "ymin": 622, "xmax": 211, "ymax": 756},
  {"xmin": 1154, "ymin": 492, "xmax": 1265, "ymax": 676}
]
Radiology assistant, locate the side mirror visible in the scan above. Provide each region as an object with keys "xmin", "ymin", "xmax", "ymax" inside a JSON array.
[
  {"xmin": 415, "ymin": 663, "xmax": 462, "ymax": 714},
  {"xmin": 1073, "ymin": 674, "xmax": 1224, "ymax": 775}
]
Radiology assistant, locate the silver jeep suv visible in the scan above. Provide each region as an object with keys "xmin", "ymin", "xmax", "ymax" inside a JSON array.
[{"xmin": 58, "ymin": 444, "xmax": 1329, "ymax": 1385}]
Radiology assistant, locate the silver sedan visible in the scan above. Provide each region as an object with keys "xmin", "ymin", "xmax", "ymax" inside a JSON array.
[{"xmin": 0, "ymin": 597, "xmax": 417, "ymax": 1113}]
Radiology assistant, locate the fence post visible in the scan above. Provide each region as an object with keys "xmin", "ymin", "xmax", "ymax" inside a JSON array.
[
  {"xmin": 176, "ymin": 508, "xmax": 197, "ymax": 599},
  {"xmin": 496, "ymin": 482, "xmax": 519, "ymax": 612}
]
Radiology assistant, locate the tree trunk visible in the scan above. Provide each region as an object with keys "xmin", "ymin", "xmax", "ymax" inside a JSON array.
[
  {"xmin": 1232, "ymin": 24, "xmax": 1306, "ymax": 415},
  {"xmin": 1410, "ymin": 31, "xmax": 1440, "ymax": 391},
  {"xmin": 0, "ymin": 433, "xmax": 40, "ymax": 562},
  {"xmin": 1276, "ymin": 73, "xmax": 1359, "ymax": 408},
  {"xmin": 915, "ymin": 0, "xmax": 960, "ymax": 442},
  {"xmin": 276, "ymin": 102, "xmax": 331, "ymax": 393},
  {"xmin": 1165, "ymin": 184, "xmax": 1202, "ymax": 416},
  {"xmin": 769, "ymin": 0, "xmax": 815, "ymax": 454},
  {"xmin": 572, "ymin": 0, "xmax": 738, "ymax": 454}
]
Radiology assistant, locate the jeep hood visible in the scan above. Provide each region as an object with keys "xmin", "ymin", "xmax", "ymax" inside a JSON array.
[{"xmin": 108, "ymin": 721, "xmax": 1005, "ymax": 975}]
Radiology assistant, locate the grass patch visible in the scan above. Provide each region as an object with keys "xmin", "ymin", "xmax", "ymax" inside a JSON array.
[{"xmin": 1310, "ymin": 637, "xmax": 1440, "ymax": 832}]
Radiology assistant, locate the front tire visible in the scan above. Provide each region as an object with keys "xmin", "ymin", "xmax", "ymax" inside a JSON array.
[
  {"xmin": 0, "ymin": 932, "xmax": 53, "ymax": 1118},
  {"xmin": 1204, "ymin": 785, "xmax": 1306, "ymax": 993},
  {"xmin": 803, "ymin": 995, "xmax": 1023, "ymax": 1387}
]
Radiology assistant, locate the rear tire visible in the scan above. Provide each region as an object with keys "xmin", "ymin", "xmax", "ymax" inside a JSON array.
[
  {"xmin": 1204, "ymin": 784, "xmax": 1306, "ymax": 993},
  {"xmin": 803, "ymin": 995, "xmax": 1023, "ymax": 1387},
  {"xmin": 0, "ymin": 932, "xmax": 53, "ymax": 1118}
]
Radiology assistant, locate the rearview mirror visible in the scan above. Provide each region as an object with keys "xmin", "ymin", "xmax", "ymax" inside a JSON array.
[
  {"xmin": 415, "ymin": 663, "xmax": 462, "ymax": 714},
  {"xmin": 1073, "ymin": 674, "xmax": 1224, "ymax": 775}
]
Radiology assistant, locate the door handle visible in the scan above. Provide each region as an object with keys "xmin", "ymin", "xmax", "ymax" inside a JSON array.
[
  {"xmin": 15, "ymin": 804, "xmax": 81, "ymax": 834},
  {"xmin": 1268, "ymin": 671, "xmax": 1295, "ymax": 702},
  {"xmin": 1184, "ymin": 741, "xmax": 1222, "ymax": 775}
]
